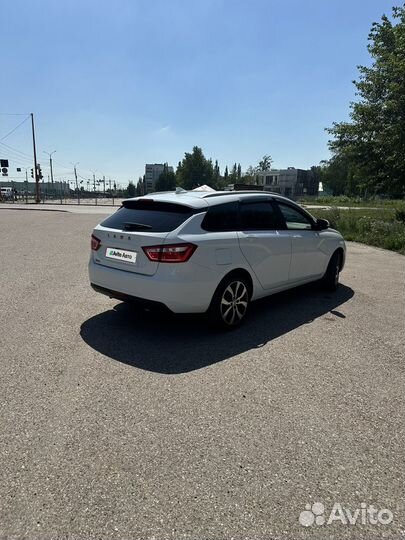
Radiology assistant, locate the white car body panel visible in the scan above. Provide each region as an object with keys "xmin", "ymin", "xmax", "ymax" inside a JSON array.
[{"xmin": 237, "ymin": 230, "xmax": 292, "ymax": 290}]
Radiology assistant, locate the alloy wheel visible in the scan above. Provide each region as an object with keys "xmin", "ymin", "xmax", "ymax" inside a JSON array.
[{"xmin": 220, "ymin": 280, "xmax": 249, "ymax": 326}]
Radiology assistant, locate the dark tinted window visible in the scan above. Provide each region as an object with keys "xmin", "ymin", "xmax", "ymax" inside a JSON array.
[
  {"xmin": 201, "ymin": 202, "xmax": 239, "ymax": 232},
  {"xmin": 277, "ymin": 203, "xmax": 313, "ymax": 230},
  {"xmin": 101, "ymin": 201, "xmax": 193, "ymax": 232},
  {"xmin": 240, "ymin": 201, "xmax": 277, "ymax": 230}
]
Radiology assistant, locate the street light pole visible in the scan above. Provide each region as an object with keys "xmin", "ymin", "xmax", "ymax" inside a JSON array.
[{"xmin": 44, "ymin": 150, "xmax": 56, "ymax": 185}]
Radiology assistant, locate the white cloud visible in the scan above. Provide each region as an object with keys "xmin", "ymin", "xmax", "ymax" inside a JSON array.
[{"xmin": 156, "ymin": 125, "xmax": 171, "ymax": 134}]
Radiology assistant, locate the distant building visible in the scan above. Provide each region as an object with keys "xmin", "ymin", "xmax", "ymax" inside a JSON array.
[
  {"xmin": 255, "ymin": 168, "xmax": 319, "ymax": 199},
  {"xmin": 144, "ymin": 163, "xmax": 174, "ymax": 193}
]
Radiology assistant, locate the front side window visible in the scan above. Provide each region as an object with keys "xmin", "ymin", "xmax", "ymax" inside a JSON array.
[
  {"xmin": 240, "ymin": 201, "xmax": 277, "ymax": 230},
  {"xmin": 277, "ymin": 203, "xmax": 313, "ymax": 230}
]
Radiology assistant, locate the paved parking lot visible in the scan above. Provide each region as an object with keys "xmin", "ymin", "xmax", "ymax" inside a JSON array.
[{"xmin": 0, "ymin": 209, "xmax": 404, "ymax": 539}]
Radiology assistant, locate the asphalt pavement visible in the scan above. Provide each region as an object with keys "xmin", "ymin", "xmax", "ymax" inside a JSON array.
[{"xmin": 0, "ymin": 208, "xmax": 404, "ymax": 540}]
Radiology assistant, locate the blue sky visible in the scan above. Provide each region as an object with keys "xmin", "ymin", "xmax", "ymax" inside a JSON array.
[{"xmin": 0, "ymin": 0, "xmax": 395, "ymax": 186}]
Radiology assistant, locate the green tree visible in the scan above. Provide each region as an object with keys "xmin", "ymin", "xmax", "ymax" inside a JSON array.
[
  {"xmin": 228, "ymin": 163, "xmax": 238, "ymax": 182},
  {"xmin": 126, "ymin": 181, "xmax": 136, "ymax": 197},
  {"xmin": 155, "ymin": 163, "xmax": 176, "ymax": 191},
  {"xmin": 314, "ymin": 157, "xmax": 359, "ymax": 196},
  {"xmin": 213, "ymin": 160, "xmax": 221, "ymax": 185},
  {"xmin": 243, "ymin": 165, "xmax": 258, "ymax": 185},
  {"xmin": 327, "ymin": 5, "xmax": 405, "ymax": 197},
  {"xmin": 176, "ymin": 146, "xmax": 214, "ymax": 189},
  {"xmin": 136, "ymin": 177, "xmax": 144, "ymax": 196},
  {"xmin": 258, "ymin": 155, "xmax": 273, "ymax": 171}
]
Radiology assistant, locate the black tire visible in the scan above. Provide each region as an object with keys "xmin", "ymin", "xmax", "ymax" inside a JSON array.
[
  {"xmin": 322, "ymin": 251, "xmax": 341, "ymax": 291},
  {"xmin": 208, "ymin": 274, "xmax": 251, "ymax": 330}
]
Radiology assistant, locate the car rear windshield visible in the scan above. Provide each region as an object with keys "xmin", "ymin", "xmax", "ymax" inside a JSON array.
[{"xmin": 101, "ymin": 200, "xmax": 195, "ymax": 232}]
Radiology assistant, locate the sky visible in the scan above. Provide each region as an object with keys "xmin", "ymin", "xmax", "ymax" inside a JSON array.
[{"xmin": 0, "ymin": 0, "xmax": 396, "ymax": 186}]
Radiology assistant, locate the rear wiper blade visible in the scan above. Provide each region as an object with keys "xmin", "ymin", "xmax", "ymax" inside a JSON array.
[{"xmin": 123, "ymin": 222, "xmax": 153, "ymax": 231}]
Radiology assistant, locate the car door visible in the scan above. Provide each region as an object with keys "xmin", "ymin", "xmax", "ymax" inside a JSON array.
[
  {"xmin": 237, "ymin": 198, "xmax": 291, "ymax": 290},
  {"xmin": 275, "ymin": 201, "xmax": 328, "ymax": 281}
]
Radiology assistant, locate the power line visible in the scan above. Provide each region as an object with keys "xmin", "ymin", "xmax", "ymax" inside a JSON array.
[
  {"xmin": 0, "ymin": 115, "xmax": 30, "ymax": 142},
  {"xmin": 51, "ymin": 158, "xmax": 77, "ymax": 171},
  {"xmin": 0, "ymin": 126, "xmax": 114, "ymax": 182},
  {"xmin": 0, "ymin": 147, "xmax": 33, "ymax": 166},
  {"xmin": 0, "ymin": 143, "xmax": 72, "ymax": 175},
  {"xmin": 0, "ymin": 141, "xmax": 33, "ymax": 159}
]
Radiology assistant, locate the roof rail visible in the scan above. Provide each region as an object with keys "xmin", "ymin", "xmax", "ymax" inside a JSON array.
[{"xmin": 202, "ymin": 190, "xmax": 282, "ymax": 198}]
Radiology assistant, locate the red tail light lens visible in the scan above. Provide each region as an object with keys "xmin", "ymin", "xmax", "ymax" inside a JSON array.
[
  {"xmin": 143, "ymin": 243, "xmax": 197, "ymax": 263},
  {"xmin": 91, "ymin": 234, "xmax": 101, "ymax": 251}
]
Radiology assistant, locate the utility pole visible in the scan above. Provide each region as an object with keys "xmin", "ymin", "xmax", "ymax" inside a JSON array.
[
  {"xmin": 25, "ymin": 168, "xmax": 28, "ymax": 203},
  {"xmin": 72, "ymin": 162, "xmax": 80, "ymax": 204},
  {"xmin": 103, "ymin": 175, "xmax": 106, "ymax": 197},
  {"xmin": 31, "ymin": 113, "xmax": 40, "ymax": 203},
  {"xmin": 92, "ymin": 171, "xmax": 97, "ymax": 205},
  {"xmin": 44, "ymin": 150, "xmax": 56, "ymax": 185}
]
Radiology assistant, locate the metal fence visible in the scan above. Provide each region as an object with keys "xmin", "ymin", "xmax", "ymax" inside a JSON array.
[{"xmin": 0, "ymin": 191, "xmax": 125, "ymax": 207}]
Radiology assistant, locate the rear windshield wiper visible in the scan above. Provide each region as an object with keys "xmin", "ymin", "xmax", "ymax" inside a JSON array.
[{"xmin": 123, "ymin": 222, "xmax": 153, "ymax": 231}]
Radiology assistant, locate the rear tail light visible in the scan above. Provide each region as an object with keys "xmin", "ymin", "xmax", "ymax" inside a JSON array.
[
  {"xmin": 142, "ymin": 243, "xmax": 197, "ymax": 263},
  {"xmin": 91, "ymin": 234, "xmax": 101, "ymax": 251}
]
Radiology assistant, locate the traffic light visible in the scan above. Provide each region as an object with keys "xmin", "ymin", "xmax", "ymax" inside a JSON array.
[
  {"xmin": 31, "ymin": 168, "xmax": 34, "ymax": 178},
  {"xmin": 37, "ymin": 164, "xmax": 43, "ymax": 180},
  {"xmin": 1, "ymin": 159, "xmax": 9, "ymax": 177}
]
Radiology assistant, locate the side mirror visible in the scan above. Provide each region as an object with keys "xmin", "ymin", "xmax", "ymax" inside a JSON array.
[{"xmin": 314, "ymin": 218, "xmax": 329, "ymax": 231}]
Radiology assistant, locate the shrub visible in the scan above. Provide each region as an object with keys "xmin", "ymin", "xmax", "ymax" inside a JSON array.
[
  {"xmin": 309, "ymin": 206, "xmax": 405, "ymax": 254},
  {"xmin": 395, "ymin": 208, "xmax": 405, "ymax": 223}
]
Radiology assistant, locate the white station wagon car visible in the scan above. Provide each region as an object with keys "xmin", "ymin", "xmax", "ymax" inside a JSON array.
[{"xmin": 89, "ymin": 190, "xmax": 346, "ymax": 328}]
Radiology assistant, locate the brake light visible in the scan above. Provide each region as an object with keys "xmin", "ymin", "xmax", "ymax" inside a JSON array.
[
  {"xmin": 142, "ymin": 243, "xmax": 197, "ymax": 263},
  {"xmin": 91, "ymin": 234, "xmax": 101, "ymax": 251}
]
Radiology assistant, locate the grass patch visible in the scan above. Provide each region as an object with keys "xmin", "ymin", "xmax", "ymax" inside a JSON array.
[
  {"xmin": 309, "ymin": 206, "xmax": 405, "ymax": 254},
  {"xmin": 299, "ymin": 195, "xmax": 405, "ymax": 208}
]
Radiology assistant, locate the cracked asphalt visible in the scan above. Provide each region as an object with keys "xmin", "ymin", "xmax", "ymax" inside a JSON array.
[{"xmin": 0, "ymin": 209, "xmax": 404, "ymax": 540}]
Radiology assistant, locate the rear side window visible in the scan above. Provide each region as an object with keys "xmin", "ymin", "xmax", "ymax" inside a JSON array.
[
  {"xmin": 101, "ymin": 201, "xmax": 194, "ymax": 232},
  {"xmin": 240, "ymin": 201, "xmax": 278, "ymax": 230},
  {"xmin": 201, "ymin": 202, "xmax": 239, "ymax": 231}
]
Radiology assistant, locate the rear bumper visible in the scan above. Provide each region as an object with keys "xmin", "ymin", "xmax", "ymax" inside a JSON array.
[
  {"xmin": 91, "ymin": 283, "xmax": 170, "ymax": 312},
  {"xmin": 88, "ymin": 258, "xmax": 217, "ymax": 313}
]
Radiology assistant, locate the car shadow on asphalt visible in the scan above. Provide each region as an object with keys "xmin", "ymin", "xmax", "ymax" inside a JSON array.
[{"xmin": 80, "ymin": 283, "xmax": 354, "ymax": 374}]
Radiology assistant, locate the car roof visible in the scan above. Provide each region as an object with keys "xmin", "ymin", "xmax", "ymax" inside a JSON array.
[{"xmin": 124, "ymin": 190, "xmax": 298, "ymax": 209}]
